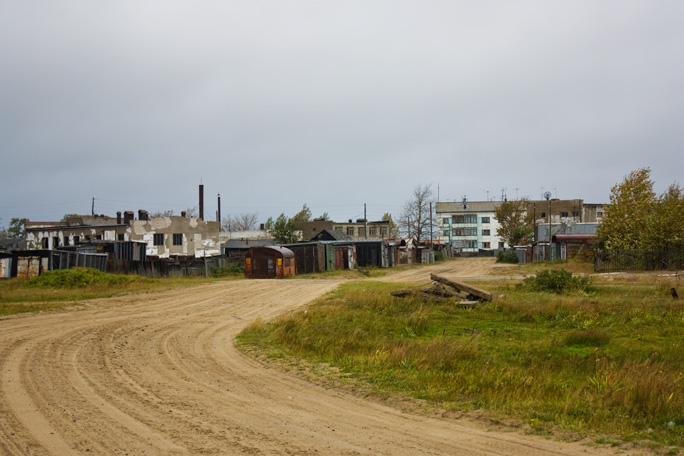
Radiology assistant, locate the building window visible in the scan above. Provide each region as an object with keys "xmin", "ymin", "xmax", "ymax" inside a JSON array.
[
  {"xmin": 96, "ymin": 234, "xmax": 102, "ymax": 240},
  {"xmin": 381, "ymin": 228, "xmax": 387, "ymax": 237},
  {"xmin": 369, "ymin": 226, "xmax": 377, "ymax": 236},
  {"xmin": 443, "ymin": 229, "xmax": 450, "ymax": 237},
  {"xmin": 53, "ymin": 237, "xmax": 60, "ymax": 247},
  {"xmin": 597, "ymin": 212, "xmax": 603, "ymax": 218},
  {"xmin": 359, "ymin": 227, "xmax": 366, "ymax": 237},
  {"xmin": 63, "ymin": 237, "xmax": 70, "ymax": 246},
  {"xmin": 346, "ymin": 227, "xmax": 354, "ymax": 236},
  {"xmin": 74, "ymin": 236, "xmax": 80, "ymax": 244},
  {"xmin": 154, "ymin": 233, "xmax": 164, "ymax": 245},
  {"xmin": 118, "ymin": 234, "xmax": 125, "ymax": 241},
  {"xmin": 482, "ymin": 229, "xmax": 491, "ymax": 236},
  {"xmin": 335, "ymin": 226, "xmax": 343, "ymax": 232},
  {"xmin": 442, "ymin": 217, "xmax": 451, "ymax": 225},
  {"xmin": 452, "ymin": 227, "xmax": 465, "ymax": 236},
  {"xmin": 482, "ymin": 242, "xmax": 491, "ymax": 248},
  {"xmin": 560, "ymin": 211, "xmax": 569, "ymax": 217},
  {"xmin": 465, "ymin": 227, "xmax": 477, "ymax": 236},
  {"xmin": 465, "ymin": 214, "xmax": 477, "ymax": 223},
  {"xmin": 452, "ymin": 215, "xmax": 465, "ymax": 224},
  {"xmin": 173, "ymin": 233, "xmax": 183, "ymax": 245},
  {"xmin": 42, "ymin": 238, "xmax": 49, "ymax": 248},
  {"xmin": 541, "ymin": 212, "xmax": 546, "ymax": 218},
  {"xmin": 481, "ymin": 216, "xmax": 490, "ymax": 223},
  {"xmin": 572, "ymin": 211, "xmax": 579, "ymax": 217}
]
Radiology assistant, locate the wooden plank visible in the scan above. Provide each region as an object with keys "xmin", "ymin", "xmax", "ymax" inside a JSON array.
[{"xmin": 430, "ymin": 274, "xmax": 492, "ymax": 301}]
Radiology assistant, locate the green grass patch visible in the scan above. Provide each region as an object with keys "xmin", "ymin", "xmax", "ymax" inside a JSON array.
[
  {"xmin": 237, "ymin": 274, "xmax": 684, "ymax": 451},
  {"xmin": 0, "ymin": 267, "xmax": 240, "ymax": 316}
]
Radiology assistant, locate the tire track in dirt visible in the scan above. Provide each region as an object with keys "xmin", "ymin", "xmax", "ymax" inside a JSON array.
[{"xmin": 0, "ymin": 264, "xmax": 634, "ymax": 455}]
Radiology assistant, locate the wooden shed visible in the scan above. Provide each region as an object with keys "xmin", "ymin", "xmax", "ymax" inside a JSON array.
[{"xmin": 245, "ymin": 246, "xmax": 296, "ymax": 279}]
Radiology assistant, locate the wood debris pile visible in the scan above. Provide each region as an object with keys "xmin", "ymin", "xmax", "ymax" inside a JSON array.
[{"xmin": 390, "ymin": 273, "xmax": 493, "ymax": 308}]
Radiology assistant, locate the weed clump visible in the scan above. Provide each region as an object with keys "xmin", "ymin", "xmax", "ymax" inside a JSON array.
[
  {"xmin": 212, "ymin": 263, "xmax": 244, "ymax": 277},
  {"xmin": 496, "ymin": 251, "xmax": 519, "ymax": 264},
  {"xmin": 520, "ymin": 269, "xmax": 590, "ymax": 294},
  {"xmin": 26, "ymin": 268, "xmax": 140, "ymax": 288}
]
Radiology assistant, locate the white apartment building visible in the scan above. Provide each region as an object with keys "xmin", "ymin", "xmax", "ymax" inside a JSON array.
[{"xmin": 435, "ymin": 201, "xmax": 502, "ymax": 254}]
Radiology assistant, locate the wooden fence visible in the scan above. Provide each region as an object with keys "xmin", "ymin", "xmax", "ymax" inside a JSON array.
[{"xmin": 594, "ymin": 249, "xmax": 684, "ymax": 272}]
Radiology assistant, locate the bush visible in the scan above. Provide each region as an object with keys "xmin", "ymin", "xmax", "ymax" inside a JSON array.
[
  {"xmin": 496, "ymin": 251, "xmax": 519, "ymax": 264},
  {"xmin": 26, "ymin": 268, "xmax": 139, "ymax": 288},
  {"xmin": 212, "ymin": 263, "xmax": 244, "ymax": 277},
  {"xmin": 520, "ymin": 269, "xmax": 590, "ymax": 294},
  {"xmin": 434, "ymin": 251, "xmax": 445, "ymax": 262}
]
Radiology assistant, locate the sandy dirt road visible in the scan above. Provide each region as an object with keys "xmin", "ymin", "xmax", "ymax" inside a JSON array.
[{"xmin": 0, "ymin": 259, "xmax": 629, "ymax": 455}]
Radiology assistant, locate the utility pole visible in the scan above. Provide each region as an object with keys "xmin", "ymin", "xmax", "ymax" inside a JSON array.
[
  {"xmin": 429, "ymin": 202, "xmax": 433, "ymax": 249},
  {"xmin": 91, "ymin": 197, "xmax": 95, "ymax": 216},
  {"xmin": 364, "ymin": 203, "xmax": 367, "ymax": 239}
]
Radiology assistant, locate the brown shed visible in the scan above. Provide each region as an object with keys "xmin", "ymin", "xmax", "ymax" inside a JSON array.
[{"xmin": 244, "ymin": 246, "xmax": 296, "ymax": 279}]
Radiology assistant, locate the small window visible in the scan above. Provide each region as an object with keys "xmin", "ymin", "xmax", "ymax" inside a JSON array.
[
  {"xmin": 465, "ymin": 214, "xmax": 477, "ymax": 223},
  {"xmin": 118, "ymin": 234, "xmax": 125, "ymax": 241},
  {"xmin": 442, "ymin": 217, "xmax": 451, "ymax": 225},
  {"xmin": 359, "ymin": 228, "xmax": 366, "ymax": 237},
  {"xmin": 369, "ymin": 226, "xmax": 377, "ymax": 236},
  {"xmin": 154, "ymin": 233, "xmax": 164, "ymax": 245},
  {"xmin": 597, "ymin": 212, "xmax": 604, "ymax": 218},
  {"xmin": 346, "ymin": 227, "xmax": 354, "ymax": 236},
  {"xmin": 74, "ymin": 235, "xmax": 80, "ymax": 244},
  {"xmin": 465, "ymin": 227, "xmax": 477, "ymax": 236},
  {"xmin": 96, "ymin": 234, "xmax": 102, "ymax": 240},
  {"xmin": 452, "ymin": 215, "xmax": 465, "ymax": 224},
  {"xmin": 63, "ymin": 237, "xmax": 70, "ymax": 246},
  {"xmin": 173, "ymin": 233, "xmax": 183, "ymax": 245},
  {"xmin": 42, "ymin": 238, "xmax": 49, "ymax": 248},
  {"xmin": 541, "ymin": 212, "xmax": 546, "ymax": 218},
  {"xmin": 560, "ymin": 211, "xmax": 569, "ymax": 217},
  {"xmin": 481, "ymin": 217, "xmax": 490, "ymax": 223},
  {"xmin": 572, "ymin": 211, "xmax": 579, "ymax": 217},
  {"xmin": 482, "ymin": 229, "xmax": 491, "ymax": 236},
  {"xmin": 482, "ymin": 242, "xmax": 491, "ymax": 249}
]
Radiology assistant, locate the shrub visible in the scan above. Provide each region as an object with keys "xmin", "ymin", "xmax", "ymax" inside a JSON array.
[
  {"xmin": 496, "ymin": 251, "xmax": 519, "ymax": 264},
  {"xmin": 520, "ymin": 269, "xmax": 590, "ymax": 294},
  {"xmin": 26, "ymin": 268, "xmax": 139, "ymax": 288},
  {"xmin": 434, "ymin": 251, "xmax": 445, "ymax": 262},
  {"xmin": 212, "ymin": 263, "xmax": 244, "ymax": 277}
]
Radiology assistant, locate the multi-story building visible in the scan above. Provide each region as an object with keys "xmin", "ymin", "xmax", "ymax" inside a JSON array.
[
  {"xmin": 436, "ymin": 201, "xmax": 502, "ymax": 254},
  {"xmin": 436, "ymin": 199, "xmax": 604, "ymax": 254},
  {"xmin": 25, "ymin": 211, "xmax": 221, "ymax": 258}
]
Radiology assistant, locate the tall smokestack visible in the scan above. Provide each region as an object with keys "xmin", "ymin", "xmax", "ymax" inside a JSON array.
[
  {"xmin": 199, "ymin": 184, "xmax": 204, "ymax": 220},
  {"xmin": 217, "ymin": 193, "xmax": 221, "ymax": 227}
]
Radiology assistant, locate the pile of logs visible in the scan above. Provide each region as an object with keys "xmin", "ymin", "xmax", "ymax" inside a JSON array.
[{"xmin": 390, "ymin": 273, "xmax": 492, "ymax": 308}]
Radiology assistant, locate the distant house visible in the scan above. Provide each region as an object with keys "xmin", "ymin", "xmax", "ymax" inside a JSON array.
[{"xmin": 310, "ymin": 229, "xmax": 352, "ymax": 242}]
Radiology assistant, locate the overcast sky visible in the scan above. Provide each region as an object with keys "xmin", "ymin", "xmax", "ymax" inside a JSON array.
[{"xmin": 1, "ymin": 1, "xmax": 683, "ymax": 226}]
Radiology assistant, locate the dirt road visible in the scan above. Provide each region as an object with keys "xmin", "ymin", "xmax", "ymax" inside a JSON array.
[{"xmin": 0, "ymin": 260, "xmax": 627, "ymax": 455}]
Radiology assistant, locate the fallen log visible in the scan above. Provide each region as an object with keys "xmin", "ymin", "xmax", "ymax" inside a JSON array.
[{"xmin": 430, "ymin": 274, "xmax": 492, "ymax": 301}]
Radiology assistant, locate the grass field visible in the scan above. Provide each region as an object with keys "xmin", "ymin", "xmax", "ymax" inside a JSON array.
[
  {"xmin": 0, "ymin": 267, "xmax": 242, "ymax": 316},
  {"xmin": 238, "ymin": 269, "xmax": 684, "ymax": 453}
]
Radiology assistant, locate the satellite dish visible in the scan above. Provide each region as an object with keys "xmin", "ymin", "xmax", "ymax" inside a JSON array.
[{"xmin": 544, "ymin": 191, "xmax": 552, "ymax": 200}]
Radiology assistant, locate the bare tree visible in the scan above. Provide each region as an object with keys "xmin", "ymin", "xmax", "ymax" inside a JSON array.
[
  {"xmin": 222, "ymin": 213, "xmax": 259, "ymax": 232},
  {"xmin": 399, "ymin": 184, "xmax": 435, "ymax": 242}
]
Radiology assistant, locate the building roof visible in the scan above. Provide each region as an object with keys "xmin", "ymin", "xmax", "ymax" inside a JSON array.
[
  {"xmin": 436, "ymin": 201, "xmax": 501, "ymax": 213},
  {"xmin": 223, "ymin": 239, "xmax": 273, "ymax": 249},
  {"xmin": 311, "ymin": 229, "xmax": 352, "ymax": 241}
]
